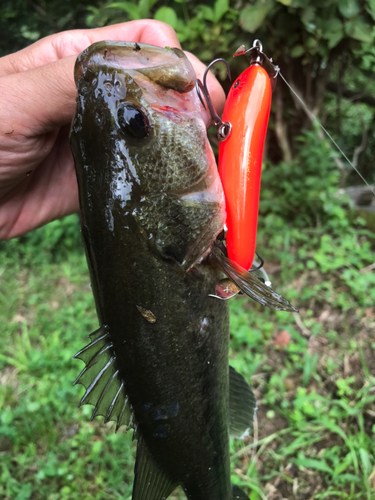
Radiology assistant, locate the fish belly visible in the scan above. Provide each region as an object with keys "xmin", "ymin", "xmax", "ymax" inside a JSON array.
[{"xmin": 84, "ymin": 208, "xmax": 232, "ymax": 497}]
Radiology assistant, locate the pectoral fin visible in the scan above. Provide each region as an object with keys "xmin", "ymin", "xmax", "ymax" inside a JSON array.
[
  {"xmin": 133, "ymin": 436, "xmax": 178, "ymax": 500},
  {"xmin": 73, "ymin": 326, "xmax": 134, "ymax": 432},
  {"xmin": 211, "ymin": 245, "xmax": 297, "ymax": 312},
  {"xmin": 229, "ymin": 366, "xmax": 257, "ymax": 439}
]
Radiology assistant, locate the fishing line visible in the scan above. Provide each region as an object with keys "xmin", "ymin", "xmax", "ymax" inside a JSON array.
[{"xmin": 278, "ymin": 71, "xmax": 375, "ymax": 197}]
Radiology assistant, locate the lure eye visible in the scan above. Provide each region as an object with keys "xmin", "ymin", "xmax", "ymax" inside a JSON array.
[{"xmin": 117, "ymin": 103, "xmax": 149, "ymax": 139}]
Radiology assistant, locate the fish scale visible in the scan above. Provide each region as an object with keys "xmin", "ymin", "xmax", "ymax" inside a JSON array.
[{"xmin": 139, "ymin": 116, "xmax": 208, "ymax": 193}]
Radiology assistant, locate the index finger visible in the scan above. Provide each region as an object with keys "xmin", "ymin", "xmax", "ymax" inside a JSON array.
[{"xmin": 0, "ymin": 20, "xmax": 181, "ymax": 77}]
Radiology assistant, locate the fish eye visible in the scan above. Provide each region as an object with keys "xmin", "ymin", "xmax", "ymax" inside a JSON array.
[{"xmin": 117, "ymin": 103, "xmax": 149, "ymax": 139}]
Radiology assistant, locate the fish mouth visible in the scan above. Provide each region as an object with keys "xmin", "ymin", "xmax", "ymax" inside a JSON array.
[{"xmin": 74, "ymin": 41, "xmax": 196, "ymax": 93}]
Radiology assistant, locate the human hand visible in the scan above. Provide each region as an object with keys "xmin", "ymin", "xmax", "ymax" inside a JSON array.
[{"xmin": 0, "ymin": 20, "xmax": 225, "ymax": 240}]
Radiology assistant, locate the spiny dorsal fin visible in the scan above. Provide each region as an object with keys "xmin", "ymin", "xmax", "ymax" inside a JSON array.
[
  {"xmin": 132, "ymin": 436, "xmax": 178, "ymax": 500},
  {"xmin": 229, "ymin": 366, "xmax": 257, "ymax": 439},
  {"xmin": 73, "ymin": 326, "xmax": 133, "ymax": 432}
]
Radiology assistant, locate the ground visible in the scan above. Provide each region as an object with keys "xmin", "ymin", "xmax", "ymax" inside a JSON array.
[{"xmin": 0, "ymin": 216, "xmax": 374, "ymax": 500}]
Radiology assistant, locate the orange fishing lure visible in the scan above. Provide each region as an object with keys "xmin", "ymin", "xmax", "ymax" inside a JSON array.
[{"xmin": 218, "ymin": 41, "xmax": 277, "ymax": 271}]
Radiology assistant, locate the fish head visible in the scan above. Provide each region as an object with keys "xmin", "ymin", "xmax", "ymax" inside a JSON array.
[{"xmin": 70, "ymin": 41, "xmax": 226, "ymax": 269}]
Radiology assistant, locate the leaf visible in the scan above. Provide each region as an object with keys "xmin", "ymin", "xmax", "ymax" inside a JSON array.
[
  {"xmin": 338, "ymin": 0, "xmax": 360, "ymax": 18},
  {"xmin": 290, "ymin": 45, "xmax": 304, "ymax": 57},
  {"xmin": 301, "ymin": 6, "xmax": 315, "ymax": 26},
  {"xmin": 239, "ymin": 0, "xmax": 275, "ymax": 33},
  {"xmin": 367, "ymin": 0, "xmax": 375, "ymax": 20},
  {"xmin": 214, "ymin": 0, "xmax": 229, "ymax": 23},
  {"xmin": 345, "ymin": 17, "xmax": 374, "ymax": 42},
  {"xmin": 198, "ymin": 5, "xmax": 214, "ymax": 21},
  {"xmin": 20, "ymin": 26, "xmax": 40, "ymax": 41},
  {"xmin": 139, "ymin": 0, "xmax": 159, "ymax": 18},
  {"xmin": 305, "ymin": 36, "xmax": 317, "ymax": 50},
  {"xmin": 294, "ymin": 456, "xmax": 334, "ymax": 474},
  {"xmin": 321, "ymin": 417, "xmax": 348, "ymax": 443},
  {"xmin": 327, "ymin": 31, "xmax": 344, "ymax": 49},
  {"xmin": 277, "ymin": 0, "xmax": 291, "ymax": 4},
  {"xmin": 321, "ymin": 19, "xmax": 344, "ymax": 48},
  {"xmin": 321, "ymin": 18, "xmax": 342, "ymax": 34},
  {"xmin": 105, "ymin": 2, "xmax": 141, "ymax": 20},
  {"xmin": 359, "ymin": 448, "xmax": 371, "ymax": 475},
  {"xmin": 154, "ymin": 6, "xmax": 178, "ymax": 29}
]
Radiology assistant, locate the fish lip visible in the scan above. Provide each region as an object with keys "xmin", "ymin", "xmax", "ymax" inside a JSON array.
[{"xmin": 74, "ymin": 41, "xmax": 196, "ymax": 93}]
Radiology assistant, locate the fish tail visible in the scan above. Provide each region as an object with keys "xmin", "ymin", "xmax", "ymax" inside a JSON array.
[{"xmin": 232, "ymin": 484, "xmax": 249, "ymax": 499}]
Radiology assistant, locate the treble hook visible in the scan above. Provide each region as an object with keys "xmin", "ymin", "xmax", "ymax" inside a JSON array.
[
  {"xmin": 214, "ymin": 237, "xmax": 265, "ymax": 273},
  {"xmin": 252, "ymin": 252, "xmax": 264, "ymax": 272},
  {"xmin": 195, "ymin": 58, "xmax": 232, "ymax": 141}
]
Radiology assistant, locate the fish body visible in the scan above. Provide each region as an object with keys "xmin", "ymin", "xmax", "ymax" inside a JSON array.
[
  {"xmin": 70, "ymin": 41, "xmax": 252, "ymax": 500},
  {"xmin": 70, "ymin": 41, "xmax": 295, "ymax": 500}
]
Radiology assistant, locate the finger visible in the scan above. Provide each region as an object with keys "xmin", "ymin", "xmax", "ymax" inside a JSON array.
[
  {"xmin": 0, "ymin": 55, "xmax": 79, "ymax": 137},
  {"xmin": 1, "ymin": 49, "xmax": 227, "ymax": 140},
  {"xmin": 185, "ymin": 52, "xmax": 226, "ymax": 118},
  {"xmin": 0, "ymin": 20, "xmax": 181, "ymax": 77},
  {"xmin": 0, "ymin": 128, "xmax": 78, "ymax": 240}
]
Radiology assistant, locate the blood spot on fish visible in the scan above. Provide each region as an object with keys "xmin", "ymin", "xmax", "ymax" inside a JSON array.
[
  {"xmin": 154, "ymin": 105, "xmax": 179, "ymax": 114},
  {"xmin": 136, "ymin": 305, "xmax": 156, "ymax": 323}
]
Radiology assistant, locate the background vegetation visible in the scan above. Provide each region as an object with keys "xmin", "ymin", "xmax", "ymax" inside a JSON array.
[{"xmin": 0, "ymin": 0, "xmax": 374, "ymax": 499}]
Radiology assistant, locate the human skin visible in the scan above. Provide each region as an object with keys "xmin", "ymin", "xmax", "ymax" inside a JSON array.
[{"xmin": 0, "ymin": 20, "xmax": 225, "ymax": 240}]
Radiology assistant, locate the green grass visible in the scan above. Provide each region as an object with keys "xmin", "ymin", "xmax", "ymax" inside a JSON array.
[
  {"xmin": 0, "ymin": 243, "xmax": 137, "ymax": 500},
  {"xmin": 0, "ymin": 214, "xmax": 374, "ymax": 499}
]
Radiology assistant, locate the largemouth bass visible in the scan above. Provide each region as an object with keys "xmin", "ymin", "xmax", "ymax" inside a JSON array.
[{"xmin": 69, "ymin": 41, "xmax": 296, "ymax": 500}]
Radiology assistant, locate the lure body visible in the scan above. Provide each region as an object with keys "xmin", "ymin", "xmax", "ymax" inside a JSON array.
[{"xmin": 219, "ymin": 63, "xmax": 272, "ymax": 271}]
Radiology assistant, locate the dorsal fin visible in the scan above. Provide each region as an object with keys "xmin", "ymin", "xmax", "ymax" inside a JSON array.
[
  {"xmin": 132, "ymin": 436, "xmax": 178, "ymax": 500},
  {"xmin": 73, "ymin": 326, "xmax": 134, "ymax": 431},
  {"xmin": 229, "ymin": 366, "xmax": 257, "ymax": 439}
]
